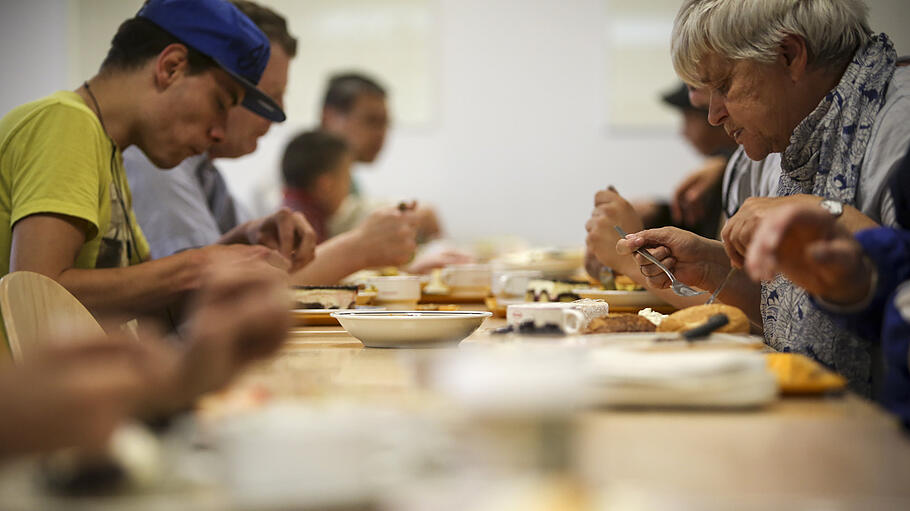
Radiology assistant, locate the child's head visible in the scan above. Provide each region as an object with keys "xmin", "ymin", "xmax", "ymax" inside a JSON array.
[{"xmin": 281, "ymin": 130, "xmax": 353, "ymax": 215}]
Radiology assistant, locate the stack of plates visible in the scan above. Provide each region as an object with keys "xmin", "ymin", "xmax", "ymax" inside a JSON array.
[{"xmin": 585, "ymin": 349, "xmax": 778, "ymax": 408}]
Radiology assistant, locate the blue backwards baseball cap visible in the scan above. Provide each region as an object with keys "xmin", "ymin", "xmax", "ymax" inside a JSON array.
[{"xmin": 138, "ymin": 0, "xmax": 286, "ymax": 122}]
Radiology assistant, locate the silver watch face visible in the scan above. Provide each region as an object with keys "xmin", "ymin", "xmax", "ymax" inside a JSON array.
[{"xmin": 820, "ymin": 199, "xmax": 844, "ymax": 217}]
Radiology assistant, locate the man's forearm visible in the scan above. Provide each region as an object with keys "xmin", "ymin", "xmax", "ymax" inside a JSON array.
[
  {"xmin": 57, "ymin": 252, "xmax": 202, "ymax": 318},
  {"xmin": 289, "ymin": 232, "xmax": 366, "ymax": 286}
]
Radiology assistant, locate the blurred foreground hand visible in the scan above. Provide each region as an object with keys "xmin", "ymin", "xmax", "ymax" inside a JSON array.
[
  {"xmin": 0, "ymin": 258, "xmax": 290, "ymax": 459},
  {"xmin": 178, "ymin": 257, "xmax": 291, "ymax": 399},
  {"xmin": 744, "ymin": 204, "xmax": 873, "ymax": 306},
  {"xmin": 0, "ymin": 335, "xmax": 178, "ymax": 457}
]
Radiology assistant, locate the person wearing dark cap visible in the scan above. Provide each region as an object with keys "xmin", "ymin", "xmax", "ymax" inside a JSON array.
[
  {"xmin": 583, "ymin": 82, "xmax": 740, "ymax": 304},
  {"xmin": 0, "ymin": 0, "xmax": 315, "ymax": 333},
  {"xmin": 631, "ymin": 82, "xmax": 738, "ymax": 239}
]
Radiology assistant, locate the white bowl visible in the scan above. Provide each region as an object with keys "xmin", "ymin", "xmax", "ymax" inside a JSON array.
[{"xmin": 330, "ymin": 310, "xmax": 492, "ymax": 348}]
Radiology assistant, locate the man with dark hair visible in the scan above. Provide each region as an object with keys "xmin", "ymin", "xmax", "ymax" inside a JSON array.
[
  {"xmin": 319, "ymin": 72, "xmax": 445, "ymax": 243},
  {"xmin": 126, "ymin": 0, "xmax": 316, "ymax": 268},
  {"xmin": 0, "ymin": 0, "xmax": 314, "ymax": 331},
  {"xmin": 321, "ymin": 73, "xmax": 389, "ymax": 165}
]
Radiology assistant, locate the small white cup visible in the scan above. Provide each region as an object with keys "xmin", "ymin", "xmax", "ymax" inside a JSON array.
[
  {"xmin": 506, "ymin": 303, "xmax": 586, "ymax": 334},
  {"xmin": 491, "ymin": 270, "xmax": 542, "ymax": 298},
  {"xmin": 441, "ymin": 264, "xmax": 492, "ymax": 293},
  {"xmin": 369, "ymin": 276, "xmax": 421, "ymax": 308}
]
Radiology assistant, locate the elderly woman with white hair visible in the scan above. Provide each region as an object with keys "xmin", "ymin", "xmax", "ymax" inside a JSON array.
[{"xmin": 589, "ymin": 0, "xmax": 910, "ymax": 395}]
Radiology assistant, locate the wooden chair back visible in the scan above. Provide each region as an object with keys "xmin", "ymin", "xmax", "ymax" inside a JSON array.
[{"xmin": 0, "ymin": 271, "xmax": 105, "ymax": 363}]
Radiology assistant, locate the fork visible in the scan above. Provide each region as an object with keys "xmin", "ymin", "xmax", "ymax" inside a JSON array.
[
  {"xmin": 705, "ymin": 267, "xmax": 736, "ymax": 305},
  {"xmin": 614, "ymin": 226, "xmax": 705, "ymax": 298}
]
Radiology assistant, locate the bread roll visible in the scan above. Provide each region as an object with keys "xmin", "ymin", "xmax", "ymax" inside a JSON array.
[{"xmin": 656, "ymin": 304, "xmax": 749, "ymax": 334}]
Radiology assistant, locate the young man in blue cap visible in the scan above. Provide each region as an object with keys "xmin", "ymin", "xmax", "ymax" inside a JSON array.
[
  {"xmin": 0, "ymin": 0, "xmax": 316, "ymax": 326},
  {"xmin": 125, "ymin": 1, "xmax": 308, "ymax": 261},
  {"xmin": 125, "ymin": 1, "xmax": 423, "ymax": 287}
]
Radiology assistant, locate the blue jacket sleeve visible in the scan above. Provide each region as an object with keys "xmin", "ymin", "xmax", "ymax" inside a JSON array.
[{"xmin": 812, "ymin": 228, "xmax": 910, "ymax": 341}]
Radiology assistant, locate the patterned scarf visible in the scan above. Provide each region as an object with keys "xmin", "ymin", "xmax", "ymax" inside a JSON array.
[{"xmin": 761, "ymin": 34, "xmax": 897, "ymax": 396}]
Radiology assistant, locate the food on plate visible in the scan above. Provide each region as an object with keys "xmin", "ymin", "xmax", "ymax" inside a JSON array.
[
  {"xmin": 292, "ymin": 286, "xmax": 358, "ymax": 309},
  {"xmin": 423, "ymin": 268, "xmax": 449, "ymax": 294},
  {"xmin": 341, "ymin": 267, "xmax": 402, "ymax": 289},
  {"xmin": 585, "ymin": 313, "xmax": 657, "ymax": 333},
  {"xmin": 656, "ymin": 304, "xmax": 749, "ymax": 334},
  {"xmin": 526, "ymin": 279, "xmax": 593, "ymax": 302},
  {"xmin": 416, "ymin": 303, "xmax": 459, "ymax": 311},
  {"xmin": 497, "ymin": 247, "xmax": 584, "ymax": 266},
  {"xmin": 494, "ymin": 247, "xmax": 585, "ymax": 279},
  {"xmin": 638, "ymin": 307, "xmax": 668, "ymax": 327},
  {"xmin": 614, "ymin": 274, "xmax": 643, "ymax": 291},
  {"xmin": 570, "ymin": 298, "xmax": 610, "ymax": 324},
  {"xmin": 765, "ymin": 353, "xmax": 846, "ymax": 394}
]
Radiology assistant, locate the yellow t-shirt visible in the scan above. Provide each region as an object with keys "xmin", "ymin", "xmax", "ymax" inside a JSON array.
[{"xmin": 0, "ymin": 90, "xmax": 150, "ymax": 275}]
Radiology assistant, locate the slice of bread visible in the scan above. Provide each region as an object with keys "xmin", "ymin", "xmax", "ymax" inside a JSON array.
[{"xmin": 656, "ymin": 304, "xmax": 749, "ymax": 334}]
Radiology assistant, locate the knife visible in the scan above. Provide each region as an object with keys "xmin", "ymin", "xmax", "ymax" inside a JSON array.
[
  {"xmin": 655, "ymin": 313, "xmax": 730, "ymax": 343},
  {"xmin": 682, "ymin": 313, "xmax": 730, "ymax": 341}
]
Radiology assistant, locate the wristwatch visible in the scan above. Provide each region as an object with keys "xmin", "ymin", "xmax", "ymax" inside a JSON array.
[{"xmin": 820, "ymin": 198, "xmax": 844, "ymax": 218}]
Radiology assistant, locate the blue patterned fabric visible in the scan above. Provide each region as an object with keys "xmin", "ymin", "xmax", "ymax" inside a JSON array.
[{"xmin": 761, "ymin": 34, "xmax": 897, "ymax": 396}]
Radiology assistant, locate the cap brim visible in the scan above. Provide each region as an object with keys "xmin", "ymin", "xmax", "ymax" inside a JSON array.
[
  {"xmin": 661, "ymin": 90, "xmax": 691, "ymax": 110},
  {"xmin": 242, "ymin": 88, "xmax": 286, "ymax": 123},
  {"xmin": 219, "ymin": 63, "xmax": 286, "ymax": 123}
]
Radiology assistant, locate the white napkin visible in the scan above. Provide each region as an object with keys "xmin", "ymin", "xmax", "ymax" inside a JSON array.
[{"xmin": 585, "ymin": 349, "xmax": 778, "ymax": 408}]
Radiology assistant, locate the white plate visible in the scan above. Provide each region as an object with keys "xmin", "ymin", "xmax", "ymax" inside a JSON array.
[
  {"xmin": 495, "ymin": 248, "xmax": 584, "ymax": 279},
  {"xmin": 331, "ymin": 310, "xmax": 492, "ymax": 348},
  {"xmin": 573, "ymin": 289, "xmax": 670, "ymax": 309},
  {"xmin": 575, "ymin": 332, "xmax": 763, "ymax": 348}
]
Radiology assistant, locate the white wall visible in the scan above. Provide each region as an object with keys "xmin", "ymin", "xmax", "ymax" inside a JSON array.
[
  {"xmin": 0, "ymin": 0, "xmax": 70, "ymax": 116},
  {"xmin": 219, "ymin": 0, "xmax": 702, "ymax": 247},
  {"xmin": 3, "ymin": 0, "xmax": 909, "ymax": 247},
  {"xmin": 217, "ymin": 0, "xmax": 910, "ymax": 246}
]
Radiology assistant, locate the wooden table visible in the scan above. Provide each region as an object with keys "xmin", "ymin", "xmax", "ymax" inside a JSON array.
[
  {"xmin": 276, "ymin": 318, "xmax": 910, "ymax": 506},
  {"xmin": 2, "ymin": 315, "xmax": 909, "ymax": 509}
]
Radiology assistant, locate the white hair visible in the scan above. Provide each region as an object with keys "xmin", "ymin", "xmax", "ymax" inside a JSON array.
[{"xmin": 671, "ymin": 0, "xmax": 872, "ymax": 86}]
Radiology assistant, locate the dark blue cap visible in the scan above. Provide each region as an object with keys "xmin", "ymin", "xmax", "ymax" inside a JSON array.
[{"xmin": 138, "ymin": 0, "xmax": 286, "ymax": 122}]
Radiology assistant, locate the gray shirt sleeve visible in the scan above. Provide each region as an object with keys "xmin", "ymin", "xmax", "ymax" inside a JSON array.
[
  {"xmin": 721, "ymin": 148, "xmax": 781, "ymax": 220},
  {"xmin": 856, "ymin": 66, "xmax": 910, "ymax": 227},
  {"xmin": 123, "ymin": 148, "xmax": 222, "ymax": 259}
]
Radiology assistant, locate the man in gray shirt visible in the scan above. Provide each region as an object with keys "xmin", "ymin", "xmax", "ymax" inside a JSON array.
[{"xmin": 126, "ymin": 153, "xmax": 242, "ymax": 259}]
